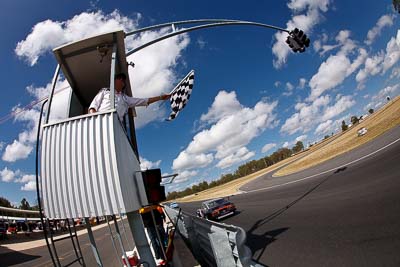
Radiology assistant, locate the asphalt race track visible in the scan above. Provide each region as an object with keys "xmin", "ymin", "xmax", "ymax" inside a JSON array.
[{"xmin": 179, "ymin": 125, "xmax": 400, "ymax": 266}]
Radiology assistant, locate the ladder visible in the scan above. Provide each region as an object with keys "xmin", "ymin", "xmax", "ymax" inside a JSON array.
[{"xmin": 44, "ymin": 218, "xmax": 86, "ymax": 267}]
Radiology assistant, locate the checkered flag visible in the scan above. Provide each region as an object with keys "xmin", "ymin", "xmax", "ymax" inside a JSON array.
[{"xmin": 167, "ymin": 70, "xmax": 195, "ymax": 121}]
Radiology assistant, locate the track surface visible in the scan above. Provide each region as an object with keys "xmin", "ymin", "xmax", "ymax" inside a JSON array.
[
  {"xmin": 2, "ymin": 126, "xmax": 399, "ymax": 267},
  {"xmin": 180, "ymin": 126, "xmax": 400, "ymax": 266}
]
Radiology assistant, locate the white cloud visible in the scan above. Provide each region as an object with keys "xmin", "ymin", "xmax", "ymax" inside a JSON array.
[
  {"xmin": 356, "ymin": 35, "xmax": 400, "ymax": 88},
  {"xmin": 15, "ymin": 10, "xmax": 140, "ymax": 66},
  {"xmin": 139, "ymin": 156, "xmax": 161, "ymax": 170},
  {"xmin": 15, "ymin": 174, "xmax": 36, "ymax": 183},
  {"xmin": 0, "ymin": 168, "xmax": 36, "ymax": 192},
  {"xmin": 308, "ymin": 31, "xmax": 365, "ymax": 101},
  {"xmin": 21, "ymin": 181, "xmax": 37, "ymax": 191},
  {"xmin": 200, "ymin": 91, "xmax": 242, "ymax": 123},
  {"xmin": 390, "ymin": 67, "xmax": 400, "ymax": 80},
  {"xmin": 172, "ymin": 90, "xmax": 278, "ymax": 172},
  {"xmin": 261, "ymin": 143, "xmax": 277, "ymax": 153},
  {"xmin": 381, "ymin": 37, "xmax": 400, "ymax": 73},
  {"xmin": 282, "ymin": 141, "xmax": 289, "ymax": 148},
  {"xmin": 2, "ymin": 140, "xmax": 33, "ymax": 162},
  {"xmin": 315, "ymin": 119, "xmax": 333, "ymax": 135},
  {"xmin": 216, "ymin": 147, "xmax": 255, "ymax": 169},
  {"xmin": 299, "ymin": 78, "xmax": 307, "ymax": 89},
  {"xmin": 0, "ymin": 167, "xmax": 20, "ymax": 182},
  {"xmin": 174, "ymin": 170, "xmax": 198, "ymax": 184},
  {"xmin": 283, "ymin": 82, "xmax": 295, "ymax": 96},
  {"xmin": 172, "ymin": 151, "xmax": 214, "ymax": 171},
  {"xmin": 281, "ymin": 95, "xmax": 329, "ymax": 135},
  {"xmin": 365, "ymin": 14, "xmax": 394, "ymax": 46},
  {"xmin": 321, "ymin": 95, "xmax": 355, "ymax": 121},
  {"xmin": 281, "ymin": 94, "xmax": 355, "ymax": 135},
  {"xmin": 308, "ymin": 55, "xmax": 350, "ymax": 100},
  {"xmin": 295, "ymin": 134, "xmax": 308, "ymax": 142},
  {"xmin": 272, "ymin": 0, "xmax": 330, "ymax": 68}
]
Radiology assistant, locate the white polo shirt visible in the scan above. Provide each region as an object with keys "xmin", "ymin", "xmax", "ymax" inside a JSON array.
[{"xmin": 89, "ymin": 88, "xmax": 149, "ymax": 120}]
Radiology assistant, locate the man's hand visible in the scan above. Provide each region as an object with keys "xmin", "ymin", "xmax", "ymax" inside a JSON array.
[{"xmin": 160, "ymin": 94, "xmax": 171, "ymax": 100}]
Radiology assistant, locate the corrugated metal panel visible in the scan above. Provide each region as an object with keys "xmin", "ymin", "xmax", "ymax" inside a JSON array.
[{"xmin": 40, "ymin": 112, "xmax": 146, "ymax": 219}]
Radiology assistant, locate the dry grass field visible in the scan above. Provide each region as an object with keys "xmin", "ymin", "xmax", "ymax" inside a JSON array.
[{"xmin": 175, "ymin": 96, "xmax": 400, "ymax": 203}]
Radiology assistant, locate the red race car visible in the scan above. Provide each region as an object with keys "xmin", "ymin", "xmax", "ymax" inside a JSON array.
[{"xmin": 197, "ymin": 197, "xmax": 236, "ymax": 221}]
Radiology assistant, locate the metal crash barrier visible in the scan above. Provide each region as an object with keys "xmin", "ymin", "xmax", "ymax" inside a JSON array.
[{"xmin": 164, "ymin": 206, "xmax": 263, "ymax": 267}]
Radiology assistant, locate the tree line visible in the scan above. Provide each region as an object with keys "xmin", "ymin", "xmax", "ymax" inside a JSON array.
[
  {"xmin": 0, "ymin": 196, "xmax": 39, "ymax": 211},
  {"xmin": 166, "ymin": 141, "xmax": 304, "ymax": 200}
]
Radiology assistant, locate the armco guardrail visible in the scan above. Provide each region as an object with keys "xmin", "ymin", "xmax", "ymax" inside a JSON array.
[{"xmin": 164, "ymin": 206, "xmax": 263, "ymax": 267}]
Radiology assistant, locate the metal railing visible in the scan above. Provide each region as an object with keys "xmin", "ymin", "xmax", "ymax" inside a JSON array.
[{"xmin": 164, "ymin": 206, "xmax": 263, "ymax": 267}]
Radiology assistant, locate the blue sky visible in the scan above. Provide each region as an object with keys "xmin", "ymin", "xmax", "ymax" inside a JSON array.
[{"xmin": 0, "ymin": 0, "xmax": 399, "ymax": 206}]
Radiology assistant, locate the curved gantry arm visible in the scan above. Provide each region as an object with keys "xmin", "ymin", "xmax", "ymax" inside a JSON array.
[{"xmin": 125, "ymin": 19, "xmax": 291, "ymax": 57}]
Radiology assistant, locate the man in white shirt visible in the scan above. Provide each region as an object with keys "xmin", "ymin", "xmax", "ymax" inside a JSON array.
[{"xmin": 89, "ymin": 73, "xmax": 170, "ymax": 120}]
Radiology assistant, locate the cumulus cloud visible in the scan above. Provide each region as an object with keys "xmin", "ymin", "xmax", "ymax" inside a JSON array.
[
  {"xmin": 321, "ymin": 95, "xmax": 355, "ymax": 121},
  {"xmin": 15, "ymin": 10, "xmax": 140, "ymax": 66},
  {"xmin": 172, "ymin": 90, "xmax": 278, "ymax": 171},
  {"xmin": 0, "ymin": 167, "xmax": 20, "ymax": 182},
  {"xmin": 200, "ymin": 91, "xmax": 242, "ymax": 123},
  {"xmin": 21, "ymin": 181, "xmax": 37, "ymax": 191},
  {"xmin": 308, "ymin": 31, "xmax": 366, "ymax": 101},
  {"xmin": 16, "ymin": 174, "xmax": 36, "ymax": 183},
  {"xmin": 2, "ymin": 140, "xmax": 33, "ymax": 162},
  {"xmin": 315, "ymin": 119, "xmax": 333, "ymax": 135},
  {"xmin": 216, "ymin": 147, "xmax": 255, "ymax": 169},
  {"xmin": 272, "ymin": 0, "xmax": 330, "ymax": 68},
  {"xmin": 365, "ymin": 14, "xmax": 394, "ymax": 46},
  {"xmin": 281, "ymin": 94, "xmax": 355, "ymax": 135},
  {"xmin": 139, "ymin": 156, "xmax": 161, "ymax": 170},
  {"xmin": 261, "ymin": 143, "xmax": 277, "ymax": 153},
  {"xmin": 356, "ymin": 35, "xmax": 400, "ymax": 88},
  {"xmin": 295, "ymin": 134, "xmax": 308, "ymax": 142},
  {"xmin": 0, "ymin": 167, "xmax": 36, "ymax": 192},
  {"xmin": 172, "ymin": 151, "xmax": 214, "ymax": 171}
]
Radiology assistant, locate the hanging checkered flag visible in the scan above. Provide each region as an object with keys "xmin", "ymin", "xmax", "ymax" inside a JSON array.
[{"xmin": 167, "ymin": 70, "xmax": 195, "ymax": 121}]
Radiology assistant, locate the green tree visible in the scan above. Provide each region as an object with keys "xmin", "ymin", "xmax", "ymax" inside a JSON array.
[
  {"xmin": 341, "ymin": 120, "xmax": 348, "ymax": 131},
  {"xmin": 368, "ymin": 108, "xmax": 374, "ymax": 114},
  {"xmin": 324, "ymin": 135, "xmax": 330, "ymax": 140},
  {"xmin": 292, "ymin": 141, "xmax": 304, "ymax": 154},
  {"xmin": 0, "ymin": 196, "xmax": 13, "ymax": 208},
  {"xmin": 351, "ymin": 116, "xmax": 360, "ymax": 125},
  {"xmin": 20, "ymin": 198, "xmax": 31, "ymax": 210}
]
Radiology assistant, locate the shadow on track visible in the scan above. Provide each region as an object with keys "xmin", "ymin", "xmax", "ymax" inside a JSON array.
[
  {"xmin": 246, "ymin": 167, "xmax": 347, "ymax": 262},
  {"xmin": 0, "ymin": 248, "xmax": 41, "ymax": 267}
]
